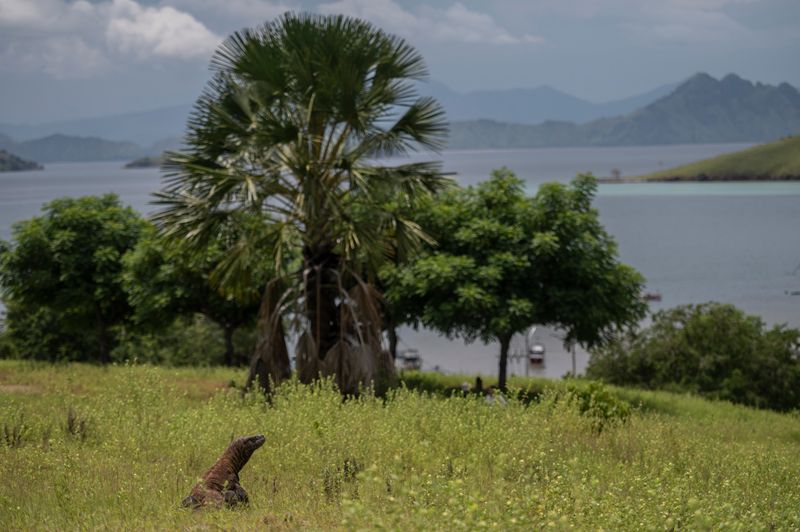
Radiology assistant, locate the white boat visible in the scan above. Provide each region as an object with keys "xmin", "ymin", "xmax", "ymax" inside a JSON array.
[
  {"xmin": 526, "ymin": 326, "xmax": 546, "ymax": 366},
  {"xmin": 528, "ymin": 343, "xmax": 545, "ymax": 365}
]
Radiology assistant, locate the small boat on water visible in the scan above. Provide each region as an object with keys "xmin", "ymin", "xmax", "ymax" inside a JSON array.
[
  {"xmin": 528, "ymin": 343, "xmax": 545, "ymax": 365},
  {"xmin": 525, "ymin": 326, "xmax": 545, "ymax": 366},
  {"xmin": 397, "ymin": 348, "xmax": 422, "ymax": 371},
  {"xmin": 643, "ymin": 291, "xmax": 662, "ymax": 302}
]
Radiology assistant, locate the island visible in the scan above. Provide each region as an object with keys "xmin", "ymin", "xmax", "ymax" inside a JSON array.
[
  {"xmin": 0, "ymin": 149, "xmax": 43, "ymax": 172},
  {"xmin": 124, "ymin": 155, "xmax": 166, "ymax": 169},
  {"xmin": 602, "ymin": 135, "xmax": 800, "ymax": 182}
]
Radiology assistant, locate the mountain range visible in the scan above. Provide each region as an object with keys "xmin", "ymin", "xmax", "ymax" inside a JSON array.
[
  {"xmin": 0, "ymin": 73, "xmax": 798, "ymax": 161},
  {"xmin": 0, "ymin": 133, "xmax": 148, "ymax": 163},
  {"xmin": 0, "ymin": 80, "xmax": 672, "ymax": 146},
  {"xmin": 418, "ymin": 80, "xmax": 677, "ymax": 125},
  {"xmin": 448, "ymin": 73, "xmax": 800, "ymax": 149}
]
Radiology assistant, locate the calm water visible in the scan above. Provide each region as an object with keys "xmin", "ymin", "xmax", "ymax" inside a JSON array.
[{"xmin": 2, "ymin": 143, "xmax": 799, "ymax": 378}]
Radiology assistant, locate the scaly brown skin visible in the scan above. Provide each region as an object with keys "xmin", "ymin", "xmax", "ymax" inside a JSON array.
[{"xmin": 181, "ymin": 434, "xmax": 266, "ymax": 509}]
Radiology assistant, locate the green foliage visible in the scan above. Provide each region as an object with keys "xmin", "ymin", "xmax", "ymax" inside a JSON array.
[
  {"xmin": 154, "ymin": 12, "xmax": 450, "ymax": 276},
  {"xmin": 399, "ymin": 371, "xmax": 630, "ymax": 430},
  {"xmin": 384, "ymin": 169, "xmax": 645, "ymax": 388},
  {"xmin": 385, "ymin": 169, "xmax": 539, "ymax": 344},
  {"xmin": 2, "ymin": 361, "xmax": 800, "ymax": 529},
  {"xmin": 152, "ymin": 13, "xmax": 452, "ymax": 392},
  {"xmin": 0, "ymin": 302, "xmax": 94, "ymax": 362},
  {"xmin": 563, "ymin": 381, "xmax": 632, "ymax": 432},
  {"xmin": 111, "ymin": 315, "xmax": 257, "ymax": 367},
  {"xmin": 587, "ymin": 303, "xmax": 800, "ymax": 411},
  {"xmin": 122, "ymin": 225, "xmax": 264, "ymax": 365},
  {"xmin": 0, "ymin": 194, "xmax": 146, "ymax": 362}
]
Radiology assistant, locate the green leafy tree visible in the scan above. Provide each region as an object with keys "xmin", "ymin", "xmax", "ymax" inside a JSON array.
[
  {"xmin": 0, "ymin": 194, "xmax": 145, "ymax": 362},
  {"xmin": 154, "ymin": 13, "xmax": 449, "ymax": 394},
  {"xmin": 587, "ymin": 303, "xmax": 800, "ymax": 411},
  {"xmin": 384, "ymin": 169, "xmax": 645, "ymax": 390},
  {"xmin": 122, "ymin": 225, "xmax": 264, "ymax": 366}
]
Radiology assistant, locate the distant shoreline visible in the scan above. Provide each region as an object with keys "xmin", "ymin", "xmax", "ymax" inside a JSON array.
[{"xmin": 599, "ymin": 175, "xmax": 800, "ymax": 184}]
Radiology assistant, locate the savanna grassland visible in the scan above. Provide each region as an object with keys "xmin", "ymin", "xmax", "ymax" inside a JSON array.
[{"xmin": 1, "ymin": 360, "xmax": 799, "ymax": 530}]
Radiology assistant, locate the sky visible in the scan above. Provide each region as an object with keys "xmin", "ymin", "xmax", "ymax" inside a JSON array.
[{"xmin": 1, "ymin": 0, "xmax": 799, "ymax": 123}]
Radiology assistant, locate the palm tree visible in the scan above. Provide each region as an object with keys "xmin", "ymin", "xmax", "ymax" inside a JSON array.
[{"xmin": 153, "ymin": 13, "xmax": 450, "ymax": 394}]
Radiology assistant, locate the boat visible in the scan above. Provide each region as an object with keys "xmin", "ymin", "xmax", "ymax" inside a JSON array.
[
  {"xmin": 528, "ymin": 343, "xmax": 545, "ymax": 365},
  {"xmin": 525, "ymin": 326, "xmax": 545, "ymax": 366},
  {"xmin": 643, "ymin": 291, "xmax": 662, "ymax": 302},
  {"xmin": 397, "ymin": 348, "xmax": 422, "ymax": 371}
]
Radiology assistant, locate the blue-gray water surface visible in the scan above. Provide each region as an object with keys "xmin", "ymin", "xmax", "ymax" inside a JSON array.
[{"xmin": 2, "ymin": 143, "xmax": 799, "ymax": 378}]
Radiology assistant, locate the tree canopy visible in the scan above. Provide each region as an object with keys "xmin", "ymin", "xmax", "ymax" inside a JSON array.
[
  {"xmin": 0, "ymin": 194, "xmax": 145, "ymax": 362},
  {"xmin": 383, "ymin": 169, "xmax": 645, "ymax": 389},
  {"xmin": 587, "ymin": 303, "xmax": 800, "ymax": 411},
  {"xmin": 122, "ymin": 225, "xmax": 266, "ymax": 366},
  {"xmin": 153, "ymin": 13, "xmax": 450, "ymax": 394}
]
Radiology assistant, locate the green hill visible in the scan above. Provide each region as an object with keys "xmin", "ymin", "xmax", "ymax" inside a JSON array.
[
  {"xmin": 0, "ymin": 149, "xmax": 42, "ymax": 172},
  {"xmin": 123, "ymin": 154, "xmax": 165, "ymax": 169},
  {"xmin": 634, "ymin": 135, "xmax": 800, "ymax": 181}
]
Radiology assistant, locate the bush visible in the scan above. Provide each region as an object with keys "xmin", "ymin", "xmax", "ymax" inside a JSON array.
[
  {"xmin": 0, "ymin": 302, "xmax": 95, "ymax": 362},
  {"xmin": 565, "ymin": 381, "xmax": 632, "ymax": 431},
  {"xmin": 587, "ymin": 303, "xmax": 800, "ymax": 411},
  {"xmin": 111, "ymin": 314, "xmax": 257, "ymax": 367},
  {"xmin": 0, "ymin": 195, "xmax": 145, "ymax": 362}
]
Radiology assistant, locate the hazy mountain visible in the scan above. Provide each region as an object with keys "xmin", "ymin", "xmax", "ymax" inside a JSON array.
[
  {"xmin": 417, "ymin": 80, "xmax": 677, "ymax": 124},
  {"xmin": 0, "ymin": 149, "xmax": 43, "ymax": 172},
  {"xmin": 449, "ymin": 73, "xmax": 800, "ymax": 149},
  {"xmin": 0, "ymin": 81, "xmax": 673, "ymax": 148},
  {"xmin": 584, "ymin": 73, "xmax": 800, "ymax": 145},
  {"xmin": 2, "ymin": 73, "xmax": 795, "ymax": 158},
  {"xmin": 0, "ymin": 104, "xmax": 192, "ymax": 145},
  {"xmin": 0, "ymin": 134, "xmax": 145, "ymax": 163}
]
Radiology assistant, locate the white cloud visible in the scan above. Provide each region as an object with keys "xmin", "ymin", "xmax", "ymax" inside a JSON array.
[
  {"xmin": 0, "ymin": 36, "xmax": 109, "ymax": 79},
  {"xmin": 630, "ymin": 2, "xmax": 754, "ymax": 44},
  {"xmin": 164, "ymin": 0, "xmax": 294, "ymax": 22},
  {"xmin": 106, "ymin": 0, "xmax": 221, "ymax": 60},
  {"xmin": 0, "ymin": 0, "xmax": 99, "ymax": 29},
  {"xmin": 0, "ymin": 0, "xmax": 221, "ymax": 79},
  {"xmin": 0, "ymin": 0, "xmax": 47, "ymax": 25},
  {"xmin": 512, "ymin": 0, "xmax": 758, "ymax": 44},
  {"xmin": 318, "ymin": 0, "xmax": 544, "ymax": 45}
]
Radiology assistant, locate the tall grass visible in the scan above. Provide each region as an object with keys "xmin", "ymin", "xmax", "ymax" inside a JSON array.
[{"xmin": 1, "ymin": 360, "xmax": 799, "ymax": 530}]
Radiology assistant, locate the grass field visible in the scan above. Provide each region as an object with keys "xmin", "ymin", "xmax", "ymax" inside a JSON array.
[
  {"xmin": 2, "ymin": 360, "xmax": 799, "ymax": 530},
  {"xmin": 635, "ymin": 135, "xmax": 800, "ymax": 181}
]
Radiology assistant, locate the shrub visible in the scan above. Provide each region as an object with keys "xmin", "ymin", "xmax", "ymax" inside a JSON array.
[
  {"xmin": 587, "ymin": 303, "xmax": 800, "ymax": 411},
  {"xmin": 111, "ymin": 314, "xmax": 257, "ymax": 367}
]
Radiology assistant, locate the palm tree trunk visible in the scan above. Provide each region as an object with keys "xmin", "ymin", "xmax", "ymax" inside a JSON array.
[
  {"xmin": 246, "ymin": 282, "xmax": 291, "ymax": 395},
  {"xmin": 303, "ymin": 241, "xmax": 340, "ymax": 362}
]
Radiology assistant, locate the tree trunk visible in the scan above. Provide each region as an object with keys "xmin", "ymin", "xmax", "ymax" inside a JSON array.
[
  {"xmin": 387, "ymin": 321, "xmax": 398, "ymax": 360},
  {"xmin": 223, "ymin": 325, "xmax": 235, "ymax": 367},
  {"xmin": 498, "ymin": 334, "xmax": 512, "ymax": 392},
  {"xmin": 303, "ymin": 241, "xmax": 340, "ymax": 362},
  {"xmin": 245, "ymin": 282, "xmax": 291, "ymax": 395},
  {"xmin": 95, "ymin": 308, "xmax": 110, "ymax": 364}
]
